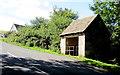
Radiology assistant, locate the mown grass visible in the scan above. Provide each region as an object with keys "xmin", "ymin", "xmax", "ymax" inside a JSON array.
[
  {"xmin": 74, "ymin": 57, "xmax": 120, "ymax": 73},
  {"xmin": 1, "ymin": 38, "xmax": 120, "ymax": 74},
  {"xmin": 0, "ymin": 30, "xmax": 8, "ymax": 33},
  {"xmin": 0, "ymin": 37, "xmax": 7, "ymax": 40}
]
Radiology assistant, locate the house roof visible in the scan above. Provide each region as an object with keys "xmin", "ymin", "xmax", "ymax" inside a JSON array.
[
  {"xmin": 10, "ymin": 24, "xmax": 25, "ymax": 32},
  {"xmin": 60, "ymin": 14, "xmax": 99, "ymax": 36},
  {"xmin": 14, "ymin": 24, "xmax": 24, "ymax": 29}
]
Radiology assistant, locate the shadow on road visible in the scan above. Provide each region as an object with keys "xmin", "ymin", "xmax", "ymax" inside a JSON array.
[{"xmin": 0, "ymin": 54, "xmax": 109, "ymax": 75}]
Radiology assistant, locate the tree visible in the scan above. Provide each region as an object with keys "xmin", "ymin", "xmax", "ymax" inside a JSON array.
[
  {"xmin": 90, "ymin": 1, "xmax": 119, "ymax": 25},
  {"xmin": 48, "ymin": 7, "xmax": 78, "ymax": 51},
  {"xmin": 30, "ymin": 17, "xmax": 48, "ymax": 29},
  {"xmin": 50, "ymin": 7, "xmax": 78, "ymax": 20},
  {"xmin": 8, "ymin": 7, "xmax": 78, "ymax": 54},
  {"xmin": 89, "ymin": 0, "xmax": 120, "ymax": 65}
]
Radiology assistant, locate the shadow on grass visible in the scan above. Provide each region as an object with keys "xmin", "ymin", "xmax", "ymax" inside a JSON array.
[
  {"xmin": 83, "ymin": 60, "xmax": 120, "ymax": 75},
  {"xmin": 0, "ymin": 54, "xmax": 111, "ymax": 75}
]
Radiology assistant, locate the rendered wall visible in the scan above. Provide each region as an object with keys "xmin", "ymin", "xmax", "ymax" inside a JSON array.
[
  {"xmin": 10, "ymin": 25, "xmax": 17, "ymax": 32},
  {"xmin": 60, "ymin": 37, "xmax": 66, "ymax": 54},
  {"xmin": 78, "ymin": 34, "xmax": 85, "ymax": 57}
]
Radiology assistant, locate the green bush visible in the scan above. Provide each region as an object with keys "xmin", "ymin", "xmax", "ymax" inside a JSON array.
[
  {"xmin": 7, "ymin": 7, "xmax": 78, "ymax": 54},
  {"xmin": 26, "ymin": 41, "xmax": 34, "ymax": 47}
]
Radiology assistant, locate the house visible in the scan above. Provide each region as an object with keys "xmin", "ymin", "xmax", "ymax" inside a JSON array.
[
  {"xmin": 60, "ymin": 14, "xmax": 110, "ymax": 59},
  {"xmin": 10, "ymin": 24, "xmax": 24, "ymax": 32},
  {"xmin": 0, "ymin": 33, "xmax": 7, "ymax": 38}
]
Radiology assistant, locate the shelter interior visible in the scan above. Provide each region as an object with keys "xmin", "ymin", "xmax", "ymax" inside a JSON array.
[{"xmin": 66, "ymin": 37, "xmax": 78, "ymax": 56}]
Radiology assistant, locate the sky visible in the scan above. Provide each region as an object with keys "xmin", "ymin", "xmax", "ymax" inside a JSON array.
[{"xmin": 0, "ymin": 0, "xmax": 94, "ymax": 31}]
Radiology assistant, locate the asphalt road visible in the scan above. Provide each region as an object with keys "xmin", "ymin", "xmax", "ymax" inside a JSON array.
[{"xmin": 0, "ymin": 41, "xmax": 109, "ymax": 75}]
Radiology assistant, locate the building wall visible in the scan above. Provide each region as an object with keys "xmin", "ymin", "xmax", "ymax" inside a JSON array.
[
  {"xmin": 0, "ymin": 33, "xmax": 6, "ymax": 38},
  {"xmin": 78, "ymin": 33, "xmax": 85, "ymax": 57},
  {"xmin": 60, "ymin": 37, "xmax": 66, "ymax": 54},
  {"xmin": 61, "ymin": 34, "xmax": 85, "ymax": 57},
  {"xmin": 85, "ymin": 17, "xmax": 111, "ymax": 60},
  {"xmin": 10, "ymin": 25, "xmax": 17, "ymax": 32},
  {"xmin": 0, "ymin": 33, "xmax": 3, "ymax": 37}
]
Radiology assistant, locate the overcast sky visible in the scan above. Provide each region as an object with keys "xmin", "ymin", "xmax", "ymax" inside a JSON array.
[{"xmin": 0, "ymin": 0, "xmax": 94, "ymax": 31}]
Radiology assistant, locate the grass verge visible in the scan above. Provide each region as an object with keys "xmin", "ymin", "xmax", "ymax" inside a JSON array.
[
  {"xmin": 0, "ymin": 38, "xmax": 7, "ymax": 40},
  {"xmin": 1, "ymin": 38, "xmax": 120, "ymax": 74},
  {"xmin": 0, "ymin": 30, "xmax": 8, "ymax": 33}
]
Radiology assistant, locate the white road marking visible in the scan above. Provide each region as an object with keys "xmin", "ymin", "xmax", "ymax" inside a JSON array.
[
  {"xmin": 31, "ymin": 66, "xmax": 48, "ymax": 75},
  {"xmin": 6, "ymin": 52, "xmax": 48, "ymax": 74},
  {"xmin": 7, "ymin": 52, "xmax": 17, "ymax": 57},
  {"xmin": 7, "ymin": 52, "xmax": 23, "ymax": 61}
]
